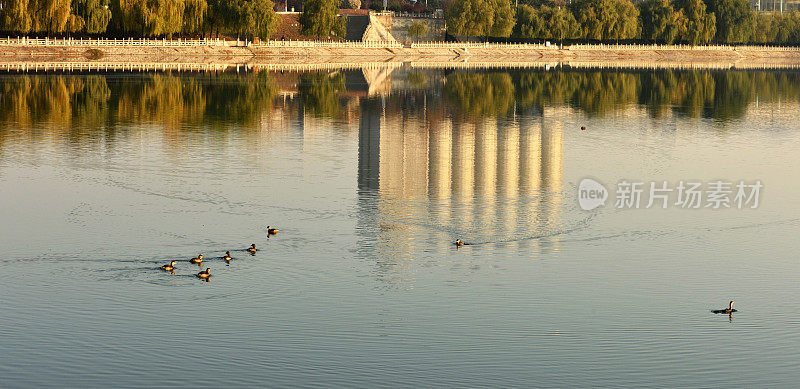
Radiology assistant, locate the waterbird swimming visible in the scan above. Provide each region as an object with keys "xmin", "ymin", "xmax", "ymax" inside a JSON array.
[
  {"xmin": 581, "ymin": 126, "xmax": 586, "ymax": 131},
  {"xmin": 454, "ymin": 239, "xmax": 465, "ymax": 247},
  {"xmin": 267, "ymin": 226, "xmax": 279, "ymax": 235},
  {"xmin": 248, "ymin": 244, "xmax": 257, "ymax": 253},
  {"xmin": 160, "ymin": 261, "xmax": 177, "ymax": 271},
  {"xmin": 223, "ymin": 251, "xmax": 232, "ymax": 262},
  {"xmin": 712, "ymin": 300, "xmax": 737, "ymax": 314},
  {"xmin": 197, "ymin": 268, "xmax": 211, "ymax": 279},
  {"xmin": 190, "ymin": 254, "xmax": 204, "ymax": 264}
]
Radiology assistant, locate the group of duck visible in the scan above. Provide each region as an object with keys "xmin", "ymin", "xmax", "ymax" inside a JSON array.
[
  {"xmin": 159, "ymin": 226, "xmax": 279, "ymax": 280},
  {"xmin": 157, "ymin": 227, "xmax": 738, "ymax": 315}
]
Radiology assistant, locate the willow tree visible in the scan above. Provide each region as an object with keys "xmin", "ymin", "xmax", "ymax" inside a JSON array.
[
  {"xmin": 489, "ymin": 0, "xmax": 515, "ymax": 37},
  {"xmin": 248, "ymin": 0, "xmax": 278, "ymax": 39},
  {"xmin": 610, "ymin": 0, "xmax": 640, "ymax": 42},
  {"xmin": 183, "ymin": 0, "xmax": 207, "ymax": 33},
  {"xmin": 774, "ymin": 11, "xmax": 800, "ymax": 44},
  {"xmin": 30, "ymin": 0, "xmax": 72, "ymax": 33},
  {"xmin": 299, "ymin": 0, "xmax": 345, "ymax": 38},
  {"xmin": 676, "ymin": 0, "xmax": 715, "ymax": 45},
  {"xmin": 705, "ymin": 0, "xmax": 755, "ymax": 43},
  {"xmin": 111, "ymin": 0, "xmax": 189, "ymax": 36},
  {"xmin": 70, "ymin": 0, "xmax": 112, "ymax": 33},
  {"xmin": 512, "ymin": 4, "xmax": 544, "ymax": 39},
  {"xmin": 1, "ymin": 0, "xmax": 32, "ymax": 33},
  {"xmin": 542, "ymin": 6, "xmax": 579, "ymax": 44},
  {"xmin": 513, "ymin": 5, "xmax": 578, "ymax": 43},
  {"xmin": 446, "ymin": 0, "xmax": 515, "ymax": 38},
  {"xmin": 408, "ymin": 20, "xmax": 429, "ymax": 41},
  {"xmin": 571, "ymin": 0, "xmax": 639, "ymax": 41},
  {"xmin": 639, "ymin": 0, "xmax": 687, "ymax": 43}
]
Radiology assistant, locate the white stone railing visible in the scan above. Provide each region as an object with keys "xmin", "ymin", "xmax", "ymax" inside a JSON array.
[
  {"xmin": 567, "ymin": 43, "xmax": 800, "ymax": 51},
  {"xmin": 0, "ymin": 37, "xmax": 236, "ymax": 47},
  {"xmin": 410, "ymin": 42, "xmax": 552, "ymax": 49},
  {"xmin": 253, "ymin": 40, "xmax": 403, "ymax": 48},
  {"xmin": 1, "ymin": 37, "xmax": 797, "ymax": 51}
]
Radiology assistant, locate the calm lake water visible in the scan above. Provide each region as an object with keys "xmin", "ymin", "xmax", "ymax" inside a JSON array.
[{"xmin": 1, "ymin": 66, "xmax": 799, "ymax": 387}]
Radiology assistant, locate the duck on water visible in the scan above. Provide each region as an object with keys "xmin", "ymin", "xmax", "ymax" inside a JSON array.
[
  {"xmin": 712, "ymin": 301, "xmax": 737, "ymax": 314},
  {"xmin": 160, "ymin": 261, "xmax": 177, "ymax": 271}
]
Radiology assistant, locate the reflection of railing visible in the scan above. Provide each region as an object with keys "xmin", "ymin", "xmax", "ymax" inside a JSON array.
[
  {"xmin": 252, "ymin": 40, "xmax": 403, "ymax": 48},
  {"xmin": 2, "ymin": 60, "xmax": 799, "ymax": 74},
  {"xmin": 411, "ymin": 42, "xmax": 552, "ymax": 49},
  {"xmin": 0, "ymin": 37, "xmax": 235, "ymax": 47},
  {"xmin": 568, "ymin": 43, "xmax": 800, "ymax": 51},
  {"xmin": 0, "ymin": 61, "xmax": 236, "ymax": 72},
  {"xmin": 0, "ymin": 37, "xmax": 405, "ymax": 48}
]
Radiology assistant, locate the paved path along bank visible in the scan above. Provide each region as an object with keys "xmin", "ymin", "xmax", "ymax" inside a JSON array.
[{"xmin": 2, "ymin": 40, "xmax": 800, "ymax": 69}]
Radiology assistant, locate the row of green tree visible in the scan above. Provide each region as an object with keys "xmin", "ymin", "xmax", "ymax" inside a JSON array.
[
  {"xmin": 446, "ymin": 0, "xmax": 800, "ymax": 44},
  {"xmin": 0, "ymin": 0, "xmax": 347, "ymax": 39}
]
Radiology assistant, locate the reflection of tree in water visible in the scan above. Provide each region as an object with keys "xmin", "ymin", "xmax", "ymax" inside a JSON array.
[
  {"xmin": 115, "ymin": 75, "xmax": 207, "ymax": 130},
  {"xmin": 0, "ymin": 73, "xmax": 278, "ymax": 135},
  {"xmin": 299, "ymin": 72, "xmax": 346, "ymax": 118},
  {"xmin": 2, "ymin": 68, "xmax": 800, "ymax": 140},
  {"xmin": 444, "ymin": 72, "xmax": 515, "ymax": 118},
  {"xmin": 570, "ymin": 71, "xmax": 639, "ymax": 116},
  {"xmin": 640, "ymin": 70, "xmax": 715, "ymax": 118},
  {"xmin": 407, "ymin": 72, "xmax": 429, "ymax": 89},
  {"xmin": 0, "ymin": 75, "xmax": 111, "ymax": 131},
  {"xmin": 444, "ymin": 69, "xmax": 800, "ymax": 121},
  {"xmin": 200, "ymin": 73, "xmax": 276, "ymax": 126}
]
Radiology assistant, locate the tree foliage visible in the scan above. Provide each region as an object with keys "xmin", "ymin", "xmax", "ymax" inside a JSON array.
[
  {"xmin": 71, "ymin": 0, "xmax": 113, "ymax": 34},
  {"xmin": 408, "ymin": 20, "xmax": 429, "ymax": 41},
  {"xmin": 446, "ymin": 0, "xmax": 516, "ymax": 38},
  {"xmin": 217, "ymin": 0, "xmax": 278, "ymax": 39},
  {"xmin": 300, "ymin": 72, "xmax": 346, "ymax": 117},
  {"xmin": 1, "ymin": 0, "xmax": 33, "ymax": 33},
  {"xmin": 300, "ymin": 0, "xmax": 346, "ymax": 38},
  {"xmin": 676, "ymin": 0, "xmax": 716, "ymax": 45},
  {"xmin": 342, "ymin": 0, "xmax": 361, "ymax": 9},
  {"xmin": 570, "ymin": 0, "xmax": 640, "ymax": 41},
  {"xmin": 512, "ymin": 4, "xmax": 578, "ymax": 43},
  {"xmin": 704, "ymin": 0, "xmax": 755, "ymax": 43},
  {"xmin": 111, "ymin": 0, "xmax": 185, "ymax": 36},
  {"xmin": 639, "ymin": 0, "xmax": 686, "ymax": 43},
  {"xmin": 182, "ymin": 0, "xmax": 207, "ymax": 33}
]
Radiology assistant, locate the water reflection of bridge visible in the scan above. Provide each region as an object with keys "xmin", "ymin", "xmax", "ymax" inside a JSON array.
[{"xmin": 357, "ymin": 97, "xmax": 566, "ymax": 269}]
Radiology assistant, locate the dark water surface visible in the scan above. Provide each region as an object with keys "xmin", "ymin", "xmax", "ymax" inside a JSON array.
[{"xmin": 1, "ymin": 67, "xmax": 799, "ymax": 387}]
